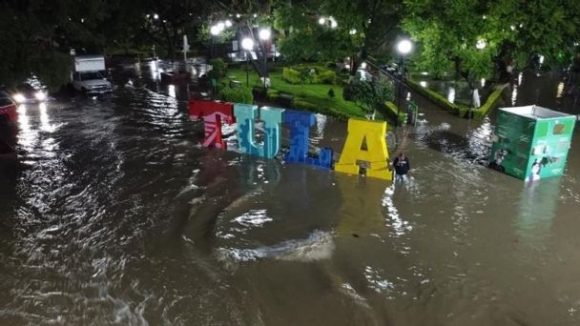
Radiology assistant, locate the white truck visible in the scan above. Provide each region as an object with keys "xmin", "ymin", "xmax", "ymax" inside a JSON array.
[{"xmin": 72, "ymin": 56, "xmax": 112, "ymax": 95}]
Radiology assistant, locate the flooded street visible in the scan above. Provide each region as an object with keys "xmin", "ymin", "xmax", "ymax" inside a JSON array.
[{"xmin": 0, "ymin": 66, "xmax": 579, "ymax": 325}]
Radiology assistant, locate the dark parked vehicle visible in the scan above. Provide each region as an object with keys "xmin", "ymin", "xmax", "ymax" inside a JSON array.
[
  {"xmin": 11, "ymin": 78, "xmax": 48, "ymax": 104},
  {"xmin": 0, "ymin": 90, "xmax": 17, "ymax": 122},
  {"xmin": 0, "ymin": 90, "xmax": 18, "ymax": 154}
]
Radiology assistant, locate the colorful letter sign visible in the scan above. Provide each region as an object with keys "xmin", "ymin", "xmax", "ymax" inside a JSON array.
[
  {"xmin": 234, "ymin": 104, "xmax": 284, "ymax": 159},
  {"xmin": 188, "ymin": 100, "xmax": 393, "ymax": 181},
  {"xmin": 283, "ymin": 110, "xmax": 333, "ymax": 169},
  {"xmin": 189, "ymin": 100, "xmax": 235, "ymax": 149},
  {"xmin": 334, "ymin": 119, "xmax": 391, "ymax": 180}
]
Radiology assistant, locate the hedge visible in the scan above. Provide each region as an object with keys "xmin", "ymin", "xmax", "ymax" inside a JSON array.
[
  {"xmin": 218, "ymin": 85, "xmax": 253, "ymax": 104},
  {"xmin": 472, "ymin": 84, "xmax": 508, "ymax": 118},
  {"xmin": 407, "ymin": 79, "xmax": 506, "ymax": 119},
  {"xmin": 407, "ymin": 79, "xmax": 461, "ymax": 115},
  {"xmin": 384, "ymin": 101, "xmax": 408, "ymax": 124},
  {"xmin": 282, "ymin": 67, "xmax": 302, "ymax": 84}
]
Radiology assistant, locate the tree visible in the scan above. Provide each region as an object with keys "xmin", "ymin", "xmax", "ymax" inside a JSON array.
[
  {"xmin": 347, "ymin": 77, "xmax": 393, "ymax": 120},
  {"xmin": 322, "ymin": 0, "xmax": 403, "ymax": 73},
  {"xmin": 403, "ymin": 0, "xmax": 496, "ymax": 82},
  {"xmin": 403, "ymin": 0, "xmax": 580, "ymax": 84},
  {"xmin": 273, "ymin": 0, "xmax": 402, "ymax": 72},
  {"xmin": 488, "ymin": 0, "xmax": 579, "ymax": 68}
]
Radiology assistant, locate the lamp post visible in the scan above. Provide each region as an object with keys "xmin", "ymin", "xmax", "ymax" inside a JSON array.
[
  {"xmin": 395, "ymin": 38, "xmax": 413, "ymax": 126},
  {"xmin": 241, "ymin": 37, "xmax": 254, "ymax": 86},
  {"xmin": 258, "ymin": 28, "xmax": 271, "ymax": 90},
  {"xmin": 210, "ymin": 24, "xmax": 221, "ymax": 59}
]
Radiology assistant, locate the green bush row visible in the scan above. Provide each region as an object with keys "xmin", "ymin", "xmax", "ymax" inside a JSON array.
[
  {"xmin": 407, "ymin": 79, "xmax": 461, "ymax": 115},
  {"xmin": 474, "ymin": 84, "xmax": 507, "ymax": 118},
  {"xmin": 282, "ymin": 67, "xmax": 302, "ymax": 84},
  {"xmin": 384, "ymin": 101, "xmax": 408, "ymax": 124},
  {"xmin": 218, "ymin": 85, "xmax": 253, "ymax": 104},
  {"xmin": 207, "ymin": 58, "xmax": 227, "ymax": 81},
  {"xmin": 408, "ymin": 79, "xmax": 507, "ymax": 119},
  {"xmin": 281, "ymin": 65, "xmax": 337, "ymax": 85}
]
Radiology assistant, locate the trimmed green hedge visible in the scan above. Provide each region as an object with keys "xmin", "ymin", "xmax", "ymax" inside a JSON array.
[
  {"xmin": 407, "ymin": 79, "xmax": 461, "ymax": 115},
  {"xmin": 407, "ymin": 79, "xmax": 505, "ymax": 119},
  {"xmin": 317, "ymin": 70, "xmax": 337, "ymax": 84},
  {"xmin": 282, "ymin": 67, "xmax": 302, "ymax": 84},
  {"xmin": 281, "ymin": 65, "xmax": 336, "ymax": 85},
  {"xmin": 384, "ymin": 101, "xmax": 408, "ymax": 124},
  {"xmin": 293, "ymin": 99, "xmax": 351, "ymax": 120},
  {"xmin": 225, "ymin": 67, "xmax": 366, "ymax": 119},
  {"xmin": 473, "ymin": 84, "xmax": 508, "ymax": 118},
  {"xmin": 218, "ymin": 85, "xmax": 253, "ymax": 104}
]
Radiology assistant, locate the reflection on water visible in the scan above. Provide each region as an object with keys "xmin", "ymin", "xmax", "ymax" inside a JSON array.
[
  {"xmin": 556, "ymin": 82, "xmax": 565, "ymax": 99},
  {"xmin": 168, "ymin": 84, "xmax": 176, "ymax": 98},
  {"xmin": 516, "ymin": 178, "xmax": 561, "ymax": 244},
  {"xmin": 447, "ymin": 86, "xmax": 456, "ymax": 104},
  {"xmin": 0, "ymin": 65, "xmax": 579, "ymax": 325}
]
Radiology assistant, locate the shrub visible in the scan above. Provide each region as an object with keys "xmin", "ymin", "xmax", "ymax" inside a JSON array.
[
  {"xmin": 208, "ymin": 58, "xmax": 227, "ymax": 78},
  {"xmin": 327, "ymin": 88, "xmax": 335, "ymax": 98},
  {"xmin": 326, "ymin": 61, "xmax": 338, "ymax": 69},
  {"xmin": 266, "ymin": 89, "xmax": 280, "ymax": 101},
  {"xmin": 318, "ymin": 70, "xmax": 336, "ymax": 84},
  {"xmin": 293, "ymin": 99, "xmax": 318, "ymax": 111},
  {"xmin": 342, "ymin": 83, "xmax": 355, "ymax": 101},
  {"xmin": 282, "ymin": 67, "xmax": 302, "ymax": 84},
  {"xmin": 218, "ymin": 85, "xmax": 253, "ymax": 104}
]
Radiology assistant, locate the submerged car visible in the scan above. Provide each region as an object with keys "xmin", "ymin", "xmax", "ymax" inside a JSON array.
[
  {"xmin": 11, "ymin": 77, "xmax": 49, "ymax": 104},
  {"xmin": 0, "ymin": 90, "xmax": 18, "ymax": 122}
]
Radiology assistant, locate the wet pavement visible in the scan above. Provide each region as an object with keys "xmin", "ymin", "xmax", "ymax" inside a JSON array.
[{"xmin": 0, "ymin": 62, "xmax": 579, "ymax": 325}]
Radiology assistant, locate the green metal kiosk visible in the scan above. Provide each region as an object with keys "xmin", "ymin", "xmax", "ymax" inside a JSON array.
[{"xmin": 490, "ymin": 105, "xmax": 576, "ymax": 181}]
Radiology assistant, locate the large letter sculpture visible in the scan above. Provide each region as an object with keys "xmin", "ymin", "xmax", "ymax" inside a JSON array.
[
  {"xmin": 335, "ymin": 119, "xmax": 391, "ymax": 180},
  {"xmin": 283, "ymin": 110, "xmax": 333, "ymax": 169},
  {"xmin": 189, "ymin": 100, "xmax": 235, "ymax": 149},
  {"xmin": 234, "ymin": 104, "xmax": 284, "ymax": 159}
]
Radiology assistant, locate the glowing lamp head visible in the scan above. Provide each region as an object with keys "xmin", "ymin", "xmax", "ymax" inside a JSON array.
[
  {"xmin": 259, "ymin": 28, "xmax": 271, "ymax": 41},
  {"xmin": 241, "ymin": 37, "xmax": 254, "ymax": 51},
  {"xmin": 397, "ymin": 39, "xmax": 413, "ymax": 55},
  {"xmin": 210, "ymin": 25, "xmax": 221, "ymax": 36}
]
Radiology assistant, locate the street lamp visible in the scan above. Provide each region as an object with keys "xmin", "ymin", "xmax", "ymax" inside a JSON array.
[
  {"xmin": 210, "ymin": 25, "xmax": 221, "ymax": 36},
  {"xmin": 397, "ymin": 39, "xmax": 413, "ymax": 56},
  {"xmin": 259, "ymin": 28, "xmax": 271, "ymax": 41},
  {"xmin": 329, "ymin": 17, "xmax": 338, "ymax": 29},
  {"xmin": 241, "ymin": 37, "xmax": 255, "ymax": 86},
  {"xmin": 395, "ymin": 38, "xmax": 413, "ymax": 126},
  {"xmin": 258, "ymin": 28, "xmax": 272, "ymax": 89},
  {"xmin": 209, "ymin": 24, "xmax": 221, "ymax": 59}
]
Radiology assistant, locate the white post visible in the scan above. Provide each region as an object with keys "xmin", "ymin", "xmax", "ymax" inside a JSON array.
[{"xmin": 182, "ymin": 35, "xmax": 189, "ymax": 64}]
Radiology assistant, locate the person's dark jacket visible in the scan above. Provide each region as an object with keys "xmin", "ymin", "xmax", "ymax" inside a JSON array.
[{"xmin": 393, "ymin": 156, "xmax": 410, "ymax": 175}]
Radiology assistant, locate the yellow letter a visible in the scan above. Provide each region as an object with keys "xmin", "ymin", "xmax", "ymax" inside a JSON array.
[{"xmin": 335, "ymin": 119, "xmax": 392, "ymax": 180}]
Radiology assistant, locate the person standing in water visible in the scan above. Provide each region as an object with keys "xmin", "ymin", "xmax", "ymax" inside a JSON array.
[{"xmin": 392, "ymin": 152, "xmax": 410, "ymax": 182}]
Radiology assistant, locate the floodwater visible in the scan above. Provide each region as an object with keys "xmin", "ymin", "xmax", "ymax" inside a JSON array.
[{"xmin": 0, "ymin": 63, "xmax": 579, "ymax": 325}]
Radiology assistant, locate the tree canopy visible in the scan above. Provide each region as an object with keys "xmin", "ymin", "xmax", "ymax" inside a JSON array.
[
  {"xmin": 0, "ymin": 0, "xmax": 578, "ymax": 88},
  {"xmin": 403, "ymin": 0, "xmax": 580, "ymax": 81}
]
